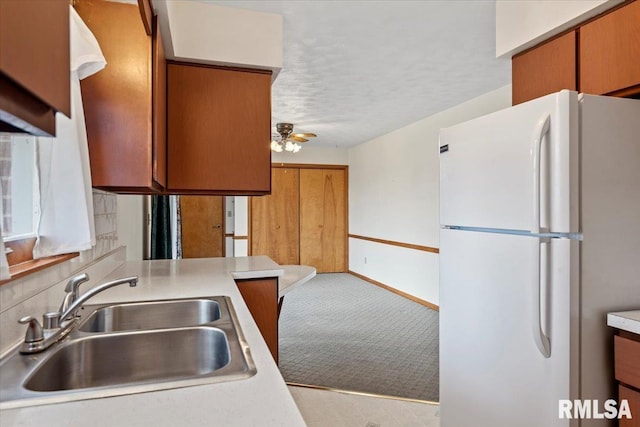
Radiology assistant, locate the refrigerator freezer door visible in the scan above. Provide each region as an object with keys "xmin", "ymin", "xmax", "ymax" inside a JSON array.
[
  {"xmin": 440, "ymin": 228, "xmax": 573, "ymax": 427},
  {"xmin": 439, "ymin": 90, "xmax": 578, "ymax": 234}
]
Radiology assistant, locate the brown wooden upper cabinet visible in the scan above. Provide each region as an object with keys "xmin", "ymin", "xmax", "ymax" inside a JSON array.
[
  {"xmin": 0, "ymin": 0, "xmax": 70, "ymax": 136},
  {"xmin": 166, "ymin": 63, "xmax": 272, "ymax": 195},
  {"xmin": 579, "ymin": 0, "xmax": 640, "ymax": 97},
  {"xmin": 76, "ymin": 0, "xmax": 165, "ymax": 193},
  {"xmin": 512, "ymin": 0, "xmax": 640, "ymax": 105},
  {"xmin": 512, "ymin": 32, "xmax": 577, "ymax": 106}
]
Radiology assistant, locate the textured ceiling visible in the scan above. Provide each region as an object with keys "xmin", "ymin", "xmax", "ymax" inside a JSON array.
[{"xmin": 204, "ymin": 0, "xmax": 511, "ymax": 148}]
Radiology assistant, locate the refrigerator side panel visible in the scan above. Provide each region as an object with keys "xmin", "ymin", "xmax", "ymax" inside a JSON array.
[
  {"xmin": 440, "ymin": 229, "xmax": 571, "ymax": 427},
  {"xmin": 579, "ymin": 95, "xmax": 640, "ymax": 427}
]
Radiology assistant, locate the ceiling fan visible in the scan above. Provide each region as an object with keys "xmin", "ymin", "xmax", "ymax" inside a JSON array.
[{"xmin": 270, "ymin": 122, "xmax": 317, "ymax": 153}]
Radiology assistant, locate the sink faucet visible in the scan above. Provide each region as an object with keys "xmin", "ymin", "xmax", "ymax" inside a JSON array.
[
  {"xmin": 59, "ymin": 276, "xmax": 138, "ymax": 322},
  {"xmin": 18, "ymin": 275, "xmax": 138, "ymax": 354},
  {"xmin": 58, "ymin": 273, "xmax": 90, "ymax": 317}
]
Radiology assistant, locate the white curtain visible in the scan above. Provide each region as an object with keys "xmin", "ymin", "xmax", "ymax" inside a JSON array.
[{"xmin": 33, "ymin": 7, "xmax": 106, "ymax": 258}]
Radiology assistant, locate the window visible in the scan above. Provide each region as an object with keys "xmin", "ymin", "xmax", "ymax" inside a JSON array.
[{"xmin": 0, "ymin": 134, "xmax": 38, "ymax": 242}]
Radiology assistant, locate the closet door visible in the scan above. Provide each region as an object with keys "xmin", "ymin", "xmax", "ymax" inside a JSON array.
[
  {"xmin": 300, "ymin": 169, "xmax": 346, "ymax": 273},
  {"xmin": 251, "ymin": 168, "xmax": 300, "ymax": 265}
]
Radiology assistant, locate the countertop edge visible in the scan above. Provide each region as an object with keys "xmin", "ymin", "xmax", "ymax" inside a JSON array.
[{"xmin": 607, "ymin": 310, "xmax": 640, "ymax": 335}]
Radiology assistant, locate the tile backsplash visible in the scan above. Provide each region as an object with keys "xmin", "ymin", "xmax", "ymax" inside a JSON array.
[{"xmin": 0, "ymin": 190, "xmax": 126, "ymax": 356}]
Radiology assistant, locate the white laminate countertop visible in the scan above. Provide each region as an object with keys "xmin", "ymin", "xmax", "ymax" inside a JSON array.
[
  {"xmin": 279, "ymin": 265, "xmax": 316, "ymax": 297},
  {"xmin": 0, "ymin": 256, "xmax": 307, "ymax": 427},
  {"xmin": 607, "ymin": 310, "xmax": 640, "ymax": 335}
]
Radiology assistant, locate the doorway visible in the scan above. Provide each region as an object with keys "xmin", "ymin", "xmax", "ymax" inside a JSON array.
[{"xmin": 180, "ymin": 196, "xmax": 225, "ymax": 258}]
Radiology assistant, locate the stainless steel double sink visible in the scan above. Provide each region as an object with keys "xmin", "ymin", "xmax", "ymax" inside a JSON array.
[{"xmin": 0, "ymin": 296, "xmax": 256, "ymax": 409}]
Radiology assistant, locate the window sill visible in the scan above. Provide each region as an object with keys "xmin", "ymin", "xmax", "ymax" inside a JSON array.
[
  {"xmin": 1, "ymin": 253, "xmax": 80, "ymax": 284},
  {"xmin": 1, "ymin": 253, "xmax": 79, "ymax": 285},
  {"xmin": 1, "ymin": 237, "xmax": 79, "ymax": 285}
]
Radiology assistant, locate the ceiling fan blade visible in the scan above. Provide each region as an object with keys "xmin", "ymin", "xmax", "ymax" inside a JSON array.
[
  {"xmin": 290, "ymin": 135, "xmax": 309, "ymax": 143},
  {"xmin": 293, "ymin": 133, "xmax": 317, "ymax": 138}
]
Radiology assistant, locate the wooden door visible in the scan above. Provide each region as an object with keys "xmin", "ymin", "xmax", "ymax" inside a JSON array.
[
  {"xmin": 180, "ymin": 196, "xmax": 224, "ymax": 258},
  {"xmin": 300, "ymin": 169, "xmax": 347, "ymax": 273},
  {"xmin": 251, "ymin": 168, "xmax": 300, "ymax": 265}
]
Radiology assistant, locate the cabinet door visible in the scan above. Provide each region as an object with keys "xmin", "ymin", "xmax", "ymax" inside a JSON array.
[
  {"xmin": 152, "ymin": 16, "xmax": 167, "ymax": 188},
  {"xmin": 512, "ymin": 31, "xmax": 576, "ymax": 105},
  {"xmin": 235, "ymin": 278, "xmax": 279, "ymax": 363},
  {"xmin": 580, "ymin": 1, "xmax": 640, "ymax": 96},
  {"xmin": 300, "ymin": 168, "xmax": 347, "ymax": 273},
  {"xmin": 251, "ymin": 168, "xmax": 300, "ymax": 265},
  {"xmin": 0, "ymin": 0, "xmax": 69, "ymax": 135},
  {"xmin": 77, "ymin": 0, "xmax": 157, "ymax": 191},
  {"xmin": 619, "ymin": 385, "xmax": 640, "ymax": 427},
  {"xmin": 167, "ymin": 63, "xmax": 272, "ymax": 194}
]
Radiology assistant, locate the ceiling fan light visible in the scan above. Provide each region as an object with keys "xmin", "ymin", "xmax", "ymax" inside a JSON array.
[
  {"xmin": 270, "ymin": 140, "xmax": 283, "ymax": 152},
  {"xmin": 285, "ymin": 140, "xmax": 295, "ymax": 152},
  {"xmin": 274, "ymin": 122, "xmax": 314, "ymax": 154}
]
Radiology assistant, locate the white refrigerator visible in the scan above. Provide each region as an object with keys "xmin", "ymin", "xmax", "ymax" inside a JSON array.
[{"xmin": 439, "ymin": 90, "xmax": 640, "ymax": 427}]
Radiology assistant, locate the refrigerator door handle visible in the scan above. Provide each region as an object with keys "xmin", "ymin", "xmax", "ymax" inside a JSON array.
[
  {"xmin": 531, "ymin": 113, "xmax": 551, "ymax": 234},
  {"xmin": 531, "ymin": 114, "xmax": 552, "ymax": 358},
  {"xmin": 532, "ymin": 237, "xmax": 551, "ymax": 358}
]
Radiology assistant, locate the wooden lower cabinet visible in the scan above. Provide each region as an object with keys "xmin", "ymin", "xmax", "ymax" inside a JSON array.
[
  {"xmin": 619, "ymin": 385, "xmax": 640, "ymax": 427},
  {"xmin": 235, "ymin": 278, "xmax": 278, "ymax": 363},
  {"xmin": 614, "ymin": 333, "xmax": 640, "ymax": 426}
]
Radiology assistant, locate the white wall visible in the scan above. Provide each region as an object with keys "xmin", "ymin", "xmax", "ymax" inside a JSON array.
[
  {"xmin": 224, "ymin": 196, "xmax": 234, "ymax": 257},
  {"xmin": 495, "ymin": 0, "xmax": 621, "ymax": 57},
  {"xmin": 116, "ymin": 195, "xmax": 144, "ymax": 261},
  {"xmin": 348, "ymin": 85, "xmax": 512, "ymax": 305},
  {"xmin": 271, "ymin": 146, "xmax": 348, "ymax": 166},
  {"xmin": 233, "ymin": 196, "xmax": 249, "ymax": 256},
  {"xmin": 155, "ymin": 1, "xmax": 283, "ymax": 78}
]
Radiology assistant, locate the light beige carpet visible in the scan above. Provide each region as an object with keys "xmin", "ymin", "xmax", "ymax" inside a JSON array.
[{"xmin": 278, "ymin": 273, "xmax": 439, "ymax": 402}]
